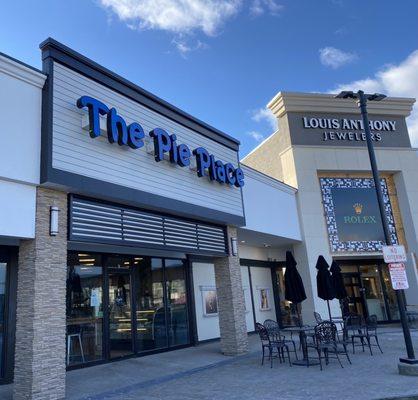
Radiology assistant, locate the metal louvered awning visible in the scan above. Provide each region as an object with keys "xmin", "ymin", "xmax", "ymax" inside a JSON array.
[{"xmin": 69, "ymin": 196, "xmax": 227, "ymax": 255}]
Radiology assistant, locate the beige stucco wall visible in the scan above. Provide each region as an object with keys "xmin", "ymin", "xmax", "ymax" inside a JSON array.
[{"xmin": 244, "ymin": 139, "xmax": 418, "ymax": 322}]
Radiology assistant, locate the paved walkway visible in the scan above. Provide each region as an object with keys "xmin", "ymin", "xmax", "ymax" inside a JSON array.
[{"xmin": 1, "ymin": 328, "xmax": 418, "ymax": 400}]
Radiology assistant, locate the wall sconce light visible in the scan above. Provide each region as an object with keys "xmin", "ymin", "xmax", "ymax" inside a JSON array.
[
  {"xmin": 50, "ymin": 206, "xmax": 60, "ymax": 236},
  {"xmin": 231, "ymin": 237, "xmax": 238, "ymax": 256}
]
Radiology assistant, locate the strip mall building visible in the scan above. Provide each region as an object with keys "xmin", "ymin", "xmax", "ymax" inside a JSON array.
[{"xmin": 0, "ymin": 39, "xmax": 417, "ymax": 399}]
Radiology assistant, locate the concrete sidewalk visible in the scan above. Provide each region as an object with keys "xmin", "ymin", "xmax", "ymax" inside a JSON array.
[{"xmin": 1, "ymin": 328, "xmax": 418, "ymax": 400}]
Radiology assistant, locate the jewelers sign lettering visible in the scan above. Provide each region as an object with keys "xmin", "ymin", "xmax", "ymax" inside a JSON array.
[
  {"xmin": 388, "ymin": 263, "xmax": 409, "ymax": 290},
  {"xmin": 302, "ymin": 116, "xmax": 396, "ymax": 142}
]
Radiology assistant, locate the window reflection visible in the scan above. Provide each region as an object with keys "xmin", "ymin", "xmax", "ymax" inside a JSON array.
[
  {"xmin": 136, "ymin": 258, "xmax": 167, "ymax": 351},
  {"xmin": 276, "ymin": 268, "xmax": 299, "ymax": 326},
  {"xmin": 381, "ymin": 265, "xmax": 400, "ymax": 320},
  {"xmin": 66, "ymin": 253, "xmax": 103, "ymax": 366},
  {"xmin": 360, "ymin": 265, "xmax": 387, "ymax": 321},
  {"xmin": 165, "ymin": 259, "xmax": 189, "ymax": 346}
]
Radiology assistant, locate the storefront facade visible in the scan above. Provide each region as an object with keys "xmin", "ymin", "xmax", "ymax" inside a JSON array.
[
  {"xmin": 0, "ymin": 40, "xmax": 305, "ymax": 398},
  {"xmin": 243, "ymin": 91, "xmax": 418, "ymax": 324},
  {"xmin": 0, "ymin": 38, "xmax": 249, "ymax": 399},
  {"xmin": 3, "ymin": 39, "xmax": 417, "ymax": 399},
  {"xmin": 0, "ymin": 52, "xmax": 45, "ymax": 385}
]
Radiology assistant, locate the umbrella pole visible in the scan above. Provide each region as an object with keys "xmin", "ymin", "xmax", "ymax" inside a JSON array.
[
  {"xmin": 327, "ymin": 300, "xmax": 332, "ymax": 321},
  {"xmin": 296, "ymin": 303, "xmax": 302, "ymax": 327}
]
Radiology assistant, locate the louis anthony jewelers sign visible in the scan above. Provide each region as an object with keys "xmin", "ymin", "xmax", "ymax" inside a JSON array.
[{"xmin": 302, "ymin": 116, "xmax": 396, "ymax": 142}]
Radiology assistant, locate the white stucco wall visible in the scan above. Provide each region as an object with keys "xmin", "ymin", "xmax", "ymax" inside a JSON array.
[
  {"xmin": 241, "ymin": 165, "xmax": 301, "ymax": 241},
  {"xmin": 0, "ymin": 54, "xmax": 45, "ymax": 239},
  {"xmin": 241, "ymin": 266, "xmax": 255, "ymax": 332},
  {"xmin": 192, "ymin": 262, "xmax": 220, "ymax": 341},
  {"xmin": 239, "ymin": 244, "xmax": 287, "ymax": 262}
]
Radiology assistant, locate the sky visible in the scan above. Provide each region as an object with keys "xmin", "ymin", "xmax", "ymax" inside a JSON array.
[{"xmin": 1, "ymin": 0, "xmax": 417, "ymax": 156}]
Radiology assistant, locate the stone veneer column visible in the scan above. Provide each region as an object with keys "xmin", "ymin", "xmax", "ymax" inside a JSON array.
[
  {"xmin": 214, "ymin": 226, "xmax": 248, "ymax": 356},
  {"xmin": 13, "ymin": 188, "xmax": 67, "ymax": 400}
]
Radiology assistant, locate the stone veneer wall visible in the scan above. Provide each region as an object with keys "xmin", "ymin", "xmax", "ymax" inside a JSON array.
[
  {"xmin": 214, "ymin": 226, "xmax": 248, "ymax": 355},
  {"xmin": 14, "ymin": 188, "xmax": 67, "ymax": 400}
]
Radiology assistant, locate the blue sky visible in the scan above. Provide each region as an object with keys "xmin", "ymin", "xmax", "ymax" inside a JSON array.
[{"xmin": 1, "ymin": 0, "xmax": 417, "ymax": 156}]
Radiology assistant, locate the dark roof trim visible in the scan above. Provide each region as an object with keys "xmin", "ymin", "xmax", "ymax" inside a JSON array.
[{"xmin": 39, "ymin": 37, "xmax": 240, "ymax": 150}]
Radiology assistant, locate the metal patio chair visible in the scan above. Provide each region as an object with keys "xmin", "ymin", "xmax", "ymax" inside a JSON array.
[
  {"xmin": 365, "ymin": 315, "xmax": 383, "ymax": 354},
  {"xmin": 344, "ymin": 314, "xmax": 372, "ymax": 355},
  {"xmin": 255, "ymin": 322, "xmax": 292, "ymax": 368},
  {"xmin": 308, "ymin": 321, "xmax": 351, "ymax": 370},
  {"xmin": 264, "ymin": 319, "xmax": 298, "ymax": 360}
]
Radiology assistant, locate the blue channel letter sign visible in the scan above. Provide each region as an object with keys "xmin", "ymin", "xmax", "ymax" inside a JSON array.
[{"xmin": 77, "ymin": 96, "xmax": 244, "ymax": 188}]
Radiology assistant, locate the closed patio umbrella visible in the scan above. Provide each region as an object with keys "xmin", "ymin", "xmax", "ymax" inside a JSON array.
[
  {"xmin": 330, "ymin": 260, "xmax": 347, "ymax": 299},
  {"xmin": 315, "ymin": 255, "xmax": 335, "ymax": 321},
  {"xmin": 330, "ymin": 260, "xmax": 348, "ymax": 317},
  {"xmin": 284, "ymin": 251, "xmax": 307, "ymax": 325}
]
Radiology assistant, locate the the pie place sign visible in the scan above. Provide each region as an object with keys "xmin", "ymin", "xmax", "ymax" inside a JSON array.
[
  {"xmin": 302, "ymin": 116, "xmax": 396, "ymax": 142},
  {"xmin": 76, "ymin": 96, "xmax": 244, "ymax": 188}
]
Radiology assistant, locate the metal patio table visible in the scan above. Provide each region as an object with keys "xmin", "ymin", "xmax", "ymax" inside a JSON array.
[{"xmin": 283, "ymin": 326, "xmax": 319, "ymax": 366}]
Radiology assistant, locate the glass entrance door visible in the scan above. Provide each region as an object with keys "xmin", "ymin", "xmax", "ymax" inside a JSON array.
[
  {"xmin": 106, "ymin": 256, "xmax": 134, "ymax": 359},
  {"xmin": 341, "ymin": 262, "xmax": 400, "ymax": 323},
  {"xmin": 359, "ymin": 265, "xmax": 388, "ymax": 321},
  {"xmin": 343, "ymin": 272, "xmax": 366, "ymax": 317}
]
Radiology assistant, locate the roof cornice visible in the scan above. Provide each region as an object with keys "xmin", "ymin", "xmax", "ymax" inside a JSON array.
[
  {"xmin": 0, "ymin": 53, "xmax": 46, "ymax": 89},
  {"xmin": 268, "ymin": 91, "xmax": 416, "ymax": 118}
]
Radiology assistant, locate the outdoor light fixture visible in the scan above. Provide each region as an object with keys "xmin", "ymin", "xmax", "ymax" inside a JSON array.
[
  {"xmin": 50, "ymin": 206, "xmax": 59, "ymax": 236},
  {"xmin": 231, "ymin": 237, "xmax": 238, "ymax": 256},
  {"xmin": 334, "ymin": 90, "xmax": 387, "ymax": 102}
]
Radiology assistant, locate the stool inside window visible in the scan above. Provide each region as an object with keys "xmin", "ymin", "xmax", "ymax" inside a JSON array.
[{"xmin": 67, "ymin": 325, "xmax": 85, "ymax": 365}]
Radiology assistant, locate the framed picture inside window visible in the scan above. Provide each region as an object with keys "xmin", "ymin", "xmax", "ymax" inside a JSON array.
[
  {"xmin": 200, "ymin": 286, "xmax": 218, "ymax": 317},
  {"xmin": 257, "ymin": 287, "xmax": 271, "ymax": 311}
]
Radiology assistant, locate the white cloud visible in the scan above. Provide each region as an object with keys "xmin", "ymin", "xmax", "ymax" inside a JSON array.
[
  {"xmin": 249, "ymin": 0, "xmax": 283, "ymax": 17},
  {"xmin": 251, "ymin": 107, "xmax": 278, "ymax": 131},
  {"xmin": 330, "ymin": 50, "xmax": 418, "ymax": 146},
  {"xmin": 99, "ymin": 0, "xmax": 241, "ymax": 36},
  {"xmin": 171, "ymin": 37, "xmax": 207, "ymax": 57},
  {"xmin": 247, "ymin": 130, "xmax": 265, "ymax": 142},
  {"xmin": 319, "ymin": 46, "xmax": 358, "ymax": 69}
]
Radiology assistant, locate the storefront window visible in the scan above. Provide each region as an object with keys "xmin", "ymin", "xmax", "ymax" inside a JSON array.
[
  {"xmin": 381, "ymin": 265, "xmax": 400, "ymax": 320},
  {"xmin": 66, "ymin": 253, "xmax": 103, "ymax": 366},
  {"xmin": 136, "ymin": 258, "xmax": 167, "ymax": 351},
  {"xmin": 165, "ymin": 259, "xmax": 189, "ymax": 346},
  {"xmin": 360, "ymin": 265, "xmax": 387, "ymax": 321},
  {"xmin": 106, "ymin": 256, "xmax": 133, "ymax": 359},
  {"xmin": 275, "ymin": 268, "xmax": 299, "ymax": 326}
]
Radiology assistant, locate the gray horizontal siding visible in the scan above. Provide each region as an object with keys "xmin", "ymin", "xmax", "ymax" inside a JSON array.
[{"xmin": 52, "ymin": 62, "xmax": 244, "ymax": 217}]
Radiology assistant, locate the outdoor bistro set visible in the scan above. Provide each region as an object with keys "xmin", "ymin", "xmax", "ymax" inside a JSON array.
[{"xmin": 256, "ymin": 252, "xmax": 383, "ymax": 370}]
